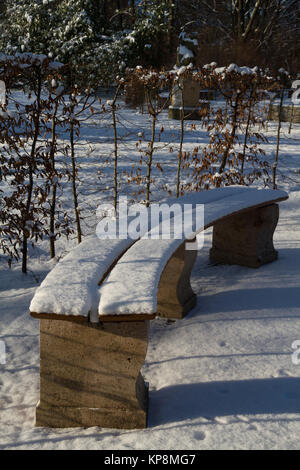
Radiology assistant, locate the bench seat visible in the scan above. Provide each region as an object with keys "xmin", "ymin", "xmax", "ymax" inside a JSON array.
[{"xmin": 98, "ymin": 187, "xmax": 288, "ymax": 318}]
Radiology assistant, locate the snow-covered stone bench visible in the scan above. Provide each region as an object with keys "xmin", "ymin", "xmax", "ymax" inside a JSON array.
[{"xmin": 30, "ymin": 187, "xmax": 288, "ymax": 430}]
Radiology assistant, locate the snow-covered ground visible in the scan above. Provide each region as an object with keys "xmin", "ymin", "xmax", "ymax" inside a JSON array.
[{"xmin": 0, "ymin": 95, "xmax": 300, "ymax": 450}]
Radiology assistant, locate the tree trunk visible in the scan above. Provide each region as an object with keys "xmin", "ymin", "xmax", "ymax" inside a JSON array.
[
  {"xmin": 129, "ymin": 0, "xmax": 135, "ymax": 25},
  {"xmin": 111, "ymin": 84, "xmax": 121, "ymax": 212},
  {"xmin": 241, "ymin": 91, "xmax": 254, "ymax": 175},
  {"xmin": 219, "ymin": 96, "xmax": 239, "ymax": 176},
  {"xmin": 49, "ymin": 100, "xmax": 59, "ymax": 259},
  {"xmin": 22, "ymin": 69, "xmax": 42, "ymax": 274},
  {"xmin": 146, "ymin": 89, "xmax": 157, "ymax": 207},
  {"xmin": 272, "ymin": 89, "xmax": 284, "ymax": 190},
  {"xmin": 176, "ymin": 88, "xmax": 185, "ymax": 198},
  {"xmin": 70, "ymin": 119, "xmax": 82, "ymax": 244}
]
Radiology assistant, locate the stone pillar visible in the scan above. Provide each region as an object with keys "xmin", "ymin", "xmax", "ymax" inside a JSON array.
[
  {"xmin": 157, "ymin": 241, "xmax": 197, "ymax": 319},
  {"xmin": 169, "ymin": 77, "xmax": 206, "ymax": 120},
  {"xmin": 171, "ymin": 78, "xmax": 201, "ymax": 108},
  {"xmin": 169, "ymin": 31, "xmax": 207, "ymax": 121},
  {"xmin": 210, "ymin": 204, "xmax": 279, "ymax": 268},
  {"xmin": 36, "ymin": 318, "xmax": 149, "ymax": 429}
]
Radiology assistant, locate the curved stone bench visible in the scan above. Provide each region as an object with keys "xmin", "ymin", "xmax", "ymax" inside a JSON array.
[
  {"xmin": 30, "ymin": 187, "xmax": 288, "ymax": 430},
  {"xmin": 98, "ymin": 188, "xmax": 288, "ymax": 320}
]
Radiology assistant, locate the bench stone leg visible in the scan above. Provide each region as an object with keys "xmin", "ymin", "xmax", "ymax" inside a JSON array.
[
  {"xmin": 36, "ymin": 318, "xmax": 149, "ymax": 429},
  {"xmin": 157, "ymin": 241, "xmax": 197, "ymax": 319},
  {"xmin": 210, "ymin": 204, "xmax": 279, "ymax": 268}
]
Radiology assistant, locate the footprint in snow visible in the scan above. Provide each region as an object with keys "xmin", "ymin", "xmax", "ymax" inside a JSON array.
[
  {"xmin": 248, "ymin": 424, "xmax": 258, "ymax": 431},
  {"xmin": 193, "ymin": 431, "xmax": 206, "ymax": 441},
  {"xmin": 236, "ymin": 417, "xmax": 259, "ymax": 431},
  {"xmin": 273, "ymin": 369, "xmax": 293, "ymax": 378}
]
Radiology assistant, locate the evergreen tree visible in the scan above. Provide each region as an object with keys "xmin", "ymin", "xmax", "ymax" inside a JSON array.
[
  {"xmin": 53, "ymin": 0, "xmax": 105, "ymax": 64},
  {"xmin": 0, "ymin": 0, "xmax": 59, "ymax": 55},
  {"xmin": 0, "ymin": 0, "xmax": 109, "ymax": 84}
]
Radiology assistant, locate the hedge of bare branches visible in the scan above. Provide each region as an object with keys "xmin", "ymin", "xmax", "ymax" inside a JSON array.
[{"xmin": 0, "ymin": 55, "xmax": 286, "ymax": 271}]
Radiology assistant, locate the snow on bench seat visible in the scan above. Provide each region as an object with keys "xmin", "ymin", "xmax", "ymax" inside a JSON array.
[
  {"xmin": 98, "ymin": 188, "xmax": 288, "ymax": 317},
  {"xmin": 30, "ymin": 187, "xmax": 253, "ymax": 322},
  {"xmin": 30, "ymin": 235, "xmax": 135, "ymax": 322}
]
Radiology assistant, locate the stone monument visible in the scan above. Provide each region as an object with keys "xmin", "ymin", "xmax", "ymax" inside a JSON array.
[{"xmin": 169, "ymin": 32, "xmax": 208, "ymax": 120}]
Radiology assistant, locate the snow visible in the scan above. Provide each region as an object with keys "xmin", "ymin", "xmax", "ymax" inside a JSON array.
[
  {"xmin": 29, "ymin": 235, "xmax": 134, "ymax": 322},
  {"xmin": 291, "ymin": 80, "xmax": 300, "ymax": 105},
  {"xmin": 178, "ymin": 45, "xmax": 194, "ymax": 60},
  {"xmin": 98, "ymin": 188, "xmax": 287, "ymax": 316},
  {"xmin": 1, "ymin": 91, "xmax": 300, "ymax": 449},
  {"xmin": 214, "ymin": 64, "xmax": 256, "ymax": 76},
  {"xmin": 159, "ymin": 91, "xmax": 169, "ymax": 98},
  {"xmin": 179, "ymin": 32, "xmax": 198, "ymax": 47}
]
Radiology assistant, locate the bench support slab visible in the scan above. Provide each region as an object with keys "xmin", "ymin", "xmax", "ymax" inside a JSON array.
[
  {"xmin": 36, "ymin": 319, "xmax": 149, "ymax": 429},
  {"xmin": 157, "ymin": 242, "xmax": 197, "ymax": 319},
  {"xmin": 210, "ymin": 204, "xmax": 279, "ymax": 268}
]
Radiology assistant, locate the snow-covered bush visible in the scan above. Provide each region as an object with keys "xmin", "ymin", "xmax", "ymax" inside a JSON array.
[
  {"xmin": 0, "ymin": 0, "xmax": 176, "ymax": 86},
  {"xmin": 1, "ymin": 0, "xmax": 58, "ymax": 56},
  {"xmin": 0, "ymin": 0, "xmax": 110, "ymax": 86}
]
